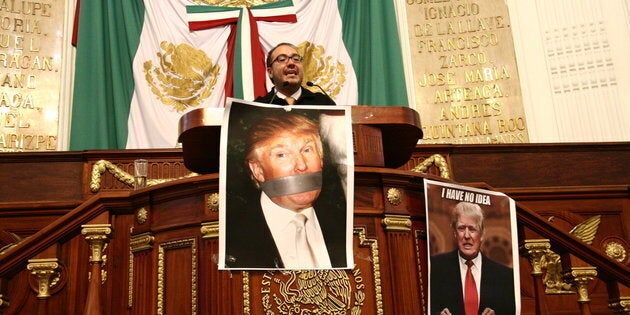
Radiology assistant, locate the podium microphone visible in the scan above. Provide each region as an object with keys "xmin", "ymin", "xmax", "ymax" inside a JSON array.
[{"xmin": 306, "ymin": 81, "xmax": 332, "ymax": 100}]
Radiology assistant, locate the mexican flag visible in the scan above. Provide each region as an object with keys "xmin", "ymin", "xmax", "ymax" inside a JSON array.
[{"xmin": 70, "ymin": 0, "xmax": 407, "ymax": 150}]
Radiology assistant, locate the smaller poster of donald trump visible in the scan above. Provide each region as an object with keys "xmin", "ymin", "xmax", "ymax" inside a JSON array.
[{"xmin": 425, "ymin": 179, "xmax": 521, "ymax": 315}]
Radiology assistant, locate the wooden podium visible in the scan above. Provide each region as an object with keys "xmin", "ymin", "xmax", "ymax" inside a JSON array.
[{"xmin": 178, "ymin": 105, "xmax": 423, "ymax": 173}]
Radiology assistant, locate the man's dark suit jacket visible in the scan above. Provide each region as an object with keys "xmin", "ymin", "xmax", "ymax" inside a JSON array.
[
  {"xmin": 430, "ymin": 250, "xmax": 516, "ymax": 315},
  {"xmin": 254, "ymin": 87, "xmax": 336, "ymax": 105}
]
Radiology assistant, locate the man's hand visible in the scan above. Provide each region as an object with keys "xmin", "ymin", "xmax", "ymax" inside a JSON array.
[
  {"xmin": 439, "ymin": 308, "xmax": 451, "ymax": 315},
  {"xmin": 481, "ymin": 307, "xmax": 496, "ymax": 315}
]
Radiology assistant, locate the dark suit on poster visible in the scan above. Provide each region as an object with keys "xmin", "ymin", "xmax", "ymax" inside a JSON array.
[
  {"xmin": 430, "ymin": 250, "xmax": 515, "ymax": 315},
  {"xmin": 224, "ymin": 166, "xmax": 347, "ymax": 269},
  {"xmin": 254, "ymin": 87, "xmax": 335, "ymax": 106}
]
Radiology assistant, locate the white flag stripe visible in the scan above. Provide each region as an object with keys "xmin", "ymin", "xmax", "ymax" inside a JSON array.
[
  {"xmin": 187, "ymin": 9, "xmax": 240, "ymax": 22},
  {"xmin": 251, "ymin": 6, "xmax": 296, "ymax": 18},
  {"xmin": 239, "ymin": 12, "xmax": 255, "ymax": 101}
]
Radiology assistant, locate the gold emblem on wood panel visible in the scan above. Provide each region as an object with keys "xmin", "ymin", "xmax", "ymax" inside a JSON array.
[
  {"xmin": 157, "ymin": 238, "xmax": 197, "ymax": 315},
  {"xmin": 136, "ymin": 207, "xmax": 148, "ymax": 225},
  {"xmin": 207, "ymin": 193, "xmax": 220, "ymax": 212},
  {"xmin": 604, "ymin": 240, "xmax": 627, "ymax": 263},
  {"xmin": 411, "ymin": 154, "xmax": 450, "ymax": 179},
  {"xmin": 260, "ymin": 269, "xmax": 357, "ymax": 314},
  {"xmin": 245, "ymin": 227, "xmax": 383, "ymax": 315},
  {"xmin": 386, "ymin": 188, "xmax": 402, "ymax": 206}
]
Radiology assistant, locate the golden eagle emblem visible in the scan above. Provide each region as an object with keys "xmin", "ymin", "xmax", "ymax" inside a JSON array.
[
  {"xmin": 262, "ymin": 269, "xmax": 366, "ymax": 314},
  {"xmin": 144, "ymin": 41, "xmax": 219, "ymax": 112},
  {"xmin": 297, "ymin": 42, "xmax": 347, "ymax": 99}
]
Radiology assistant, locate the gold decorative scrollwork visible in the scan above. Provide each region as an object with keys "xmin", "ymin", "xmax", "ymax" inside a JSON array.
[
  {"xmin": 604, "ymin": 241, "xmax": 627, "ymax": 263},
  {"xmin": 541, "ymin": 251, "xmax": 573, "ymax": 294},
  {"xmin": 569, "ymin": 215, "xmax": 601, "ymax": 245},
  {"xmin": 82, "ymin": 224, "xmax": 112, "ymax": 264},
  {"xmin": 0, "ymin": 294, "xmax": 8, "ymax": 308},
  {"xmin": 411, "ymin": 154, "xmax": 450, "ymax": 179},
  {"xmin": 520, "ymin": 239, "xmax": 550, "ymax": 275},
  {"xmin": 200, "ymin": 222, "xmax": 219, "ymax": 239},
  {"xmin": 520, "ymin": 239, "xmax": 574, "ymax": 294},
  {"xmin": 386, "ymin": 188, "xmax": 402, "ymax": 206},
  {"xmin": 90, "ymin": 159, "xmax": 198, "ymax": 192},
  {"xmin": 608, "ymin": 296, "xmax": 630, "ymax": 313},
  {"xmin": 27, "ymin": 258, "xmax": 61, "ymax": 298},
  {"xmin": 129, "ymin": 232, "xmax": 155, "ymax": 308},
  {"xmin": 136, "ymin": 207, "xmax": 148, "ymax": 225},
  {"xmin": 206, "ymin": 193, "xmax": 219, "ymax": 212},
  {"xmin": 563, "ymin": 267, "xmax": 597, "ymax": 303},
  {"xmin": 157, "ymin": 238, "xmax": 197, "ymax": 315},
  {"xmin": 382, "ymin": 214, "xmax": 412, "ymax": 232},
  {"xmin": 244, "ymin": 227, "xmax": 383, "ymax": 315},
  {"xmin": 192, "ymin": 0, "xmax": 279, "ymax": 7}
]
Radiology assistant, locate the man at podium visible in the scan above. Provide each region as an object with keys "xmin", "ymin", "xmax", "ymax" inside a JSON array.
[{"xmin": 254, "ymin": 42, "xmax": 335, "ymax": 106}]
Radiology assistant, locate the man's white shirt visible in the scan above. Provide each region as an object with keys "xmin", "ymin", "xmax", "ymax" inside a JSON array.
[{"xmin": 260, "ymin": 192, "xmax": 332, "ymax": 269}]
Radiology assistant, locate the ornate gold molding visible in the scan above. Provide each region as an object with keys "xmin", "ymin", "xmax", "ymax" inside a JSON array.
[
  {"xmin": 382, "ymin": 214, "xmax": 412, "ymax": 232},
  {"xmin": 414, "ymin": 230, "xmax": 427, "ymax": 314},
  {"xmin": 0, "ymin": 294, "xmax": 8, "ymax": 308},
  {"xmin": 157, "ymin": 238, "xmax": 197, "ymax": 315},
  {"xmin": 130, "ymin": 232, "xmax": 155, "ymax": 253},
  {"xmin": 386, "ymin": 188, "xmax": 402, "ymax": 206},
  {"xmin": 200, "ymin": 221, "xmax": 219, "ymax": 239},
  {"xmin": 410, "ymin": 154, "xmax": 450, "ymax": 179},
  {"xmin": 520, "ymin": 239, "xmax": 550, "ymax": 275},
  {"xmin": 355, "ymin": 226, "xmax": 384, "ymax": 315},
  {"xmin": 563, "ymin": 267, "xmax": 597, "ymax": 303},
  {"xmin": 81, "ymin": 224, "xmax": 112, "ymax": 264},
  {"xmin": 128, "ymin": 232, "xmax": 155, "ymax": 308},
  {"xmin": 608, "ymin": 296, "xmax": 630, "ymax": 313},
  {"xmin": 27, "ymin": 258, "xmax": 61, "ymax": 298},
  {"xmin": 520, "ymin": 240, "xmax": 574, "ymax": 294},
  {"xmin": 541, "ymin": 251, "xmax": 572, "ymax": 294},
  {"xmin": 89, "ymin": 159, "xmax": 198, "ymax": 192}
]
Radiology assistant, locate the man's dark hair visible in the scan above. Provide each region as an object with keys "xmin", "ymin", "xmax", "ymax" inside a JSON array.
[{"xmin": 266, "ymin": 42, "xmax": 298, "ymax": 67}]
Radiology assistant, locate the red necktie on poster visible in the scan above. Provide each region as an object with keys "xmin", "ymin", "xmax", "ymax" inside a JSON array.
[{"xmin": 465, "ymin": 260, "xmax": 478, "ymax": 315}]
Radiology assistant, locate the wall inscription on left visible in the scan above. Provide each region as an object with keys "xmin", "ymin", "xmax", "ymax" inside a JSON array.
[{"xmin": 0, "ymin": 1, "xmax": 64, "ymax": 152}]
